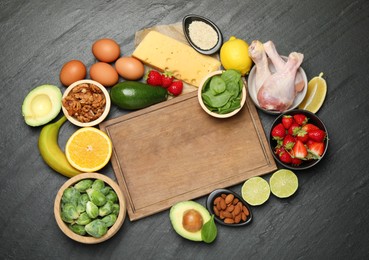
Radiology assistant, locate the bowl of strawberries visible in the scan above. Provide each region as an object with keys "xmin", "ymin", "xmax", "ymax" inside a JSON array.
[{"xmin": 269, "ymin": 109, "xmax": 329, "ymax": 170}]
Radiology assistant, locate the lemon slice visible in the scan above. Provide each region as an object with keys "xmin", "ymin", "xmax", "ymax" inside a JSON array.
[
  {"xmin": 269, "ymin": 169, "xmax": 298, "ymax": 198},
  {"xmin": 241, "ymin": 177, "xmax": 270, "ymax": 206},
  {"xmin": 298, "ymin": 72, "xmax": 327, "ymax": 113},
  {"xmin": 66, "ymin": 127, "xmax": 112, "ymax": 172}
]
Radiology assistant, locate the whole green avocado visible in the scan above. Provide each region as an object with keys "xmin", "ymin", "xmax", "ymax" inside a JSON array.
[{"xmin": 110, "ymin": 81, "xmax": 168, "ymax": 110}]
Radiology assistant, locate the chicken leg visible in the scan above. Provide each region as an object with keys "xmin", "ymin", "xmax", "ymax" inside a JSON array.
[
  {"xmin": 248, "ymin": 40, "xmax": 271, "ymax": 93},
  {"xmin": 257, "ymin": 52, "xmax": 304, "ymax": 111}
]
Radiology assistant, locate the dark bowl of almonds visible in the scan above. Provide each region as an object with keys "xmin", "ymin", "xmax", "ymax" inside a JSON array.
[{"xmin": 206, "ymin": 188, "xmax": 252, "ymax": 227}]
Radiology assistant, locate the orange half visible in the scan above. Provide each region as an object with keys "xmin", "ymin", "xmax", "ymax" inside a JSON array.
[{"xmin": 65, "ymin": 127, "xmax": 112, "ymax": 172}]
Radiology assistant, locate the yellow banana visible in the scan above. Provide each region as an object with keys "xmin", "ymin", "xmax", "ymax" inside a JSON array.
[{"xmin": 38, "ymin": 116, "xmax": 83, "ymax": 178}]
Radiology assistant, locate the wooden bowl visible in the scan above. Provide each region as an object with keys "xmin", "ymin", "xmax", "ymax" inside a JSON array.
[
  {"xmin": 54, "ymin": 173, "xmax": 126, "ymax": 244},
  {"xmin": 198, "ymin": 70, "xmax": 247, "ymax": 118},
  {"xmin": 61, "ymin": 79, "xmax": 111, "ymax": 127}
]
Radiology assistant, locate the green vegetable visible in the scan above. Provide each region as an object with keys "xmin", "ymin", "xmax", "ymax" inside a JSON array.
[
  {"xmin": 101, "ymin": 214, "xmax": 117, "ymax": 227},
  {"xmin": 91, "ymin": 179, "xmax": 105, "ymax": 191},
  {"xmin": 106, "ymin": 190, "xmax": 118, "ymax": 203},
  {"xmin": 112, "ymin": 203, "xmax": 120, "ymax": 215},
  {"xmin": 110, "ymin": 81, "xmax": 168, "ymax": 110},
  {"xmin": 201, "ymin": 215, "xmax": 217, "ymax": 243},
  {"xmin": 68, "ymin": 224, "xmax": 86, "ymax": 236},
  {"xmin": 61, "ymin": 187, "xmax": 81, "ymax": 206},
  {"xmin": 86, "ymin": 188, "xmax": 106, "ymax": 207},
  {"xmin": 201, "ymin": 69, "xmax": 243, "ymax": 114},
  {"xmin": 85, "ymin": 220, "xmax": 108, "ymax": 238},
  {"xmin": 99, "ymin": 201, "xmax": 113, "ymax": 217},
  {"xmin": 74, "ymin": 179, "xmax": 93, "ymax": 192},
  {"xmin": 85, "ymin": 201, "xmax": 99, "ymax": 219},
  {"xmin": 76, "ymin": 212, "xmax": 92, "ymax": 225},
  {"xmin": 100, "ymin": 186, "xmax": 112, "ymax": 195},
  {"xmin": 59, "ymin": 178, "xmax": 119, "ymax": 237}
]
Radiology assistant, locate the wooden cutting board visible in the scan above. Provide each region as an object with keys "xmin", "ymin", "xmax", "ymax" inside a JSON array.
[{"xmin": 99, "ymin": 91, "xmax": 277, "ymax": 221}]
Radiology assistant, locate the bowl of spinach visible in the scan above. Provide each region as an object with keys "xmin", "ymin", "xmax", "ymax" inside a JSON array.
[{"xmin": 198, "ymin": 70, "xmax": 246, "ymax": 118}]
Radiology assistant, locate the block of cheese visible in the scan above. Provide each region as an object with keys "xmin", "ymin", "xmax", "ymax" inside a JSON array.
[{"xmin": 132, "ymin": 31, "xmax": 221, "ymax": 87}]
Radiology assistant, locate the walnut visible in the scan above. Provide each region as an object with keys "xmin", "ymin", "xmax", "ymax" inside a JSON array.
[{"xmin": 62, "ymin": 83, "xmax": 106, "ymax": 123}]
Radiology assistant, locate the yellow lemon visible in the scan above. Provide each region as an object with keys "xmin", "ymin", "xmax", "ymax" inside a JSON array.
[
  {"xmin": 298, "ymin": 72, "xmax": 327, "ymax": 113},
  {"xmin": 220, "ymin": 36, "xmax": 253, "ymax": 76},
  {"xmin": 65, "ymin": 127, "xmax": 112, "ymax": 172}
]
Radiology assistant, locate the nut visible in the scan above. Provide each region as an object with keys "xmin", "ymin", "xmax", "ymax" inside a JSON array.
[{"xmin": 212, "ymin": 192, "xmax": 249, "ymax": 225}]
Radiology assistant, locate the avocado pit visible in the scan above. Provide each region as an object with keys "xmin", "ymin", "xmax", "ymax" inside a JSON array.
[{"xmin": 182, "ymin": 209, "xmax": 203, "ymax": 232}]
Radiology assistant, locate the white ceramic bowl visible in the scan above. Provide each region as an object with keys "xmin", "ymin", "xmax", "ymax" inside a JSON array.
[
  {"xmin": 62, "ymin": 79, "xmax": 111, "ymax": 127},
  {"xmin": 198, "ymin": 70, "xmax": 247, "ymax": 118},
  {"xmin": 247, "ymin": 56, "xmax": 307, "ymax": 115}
]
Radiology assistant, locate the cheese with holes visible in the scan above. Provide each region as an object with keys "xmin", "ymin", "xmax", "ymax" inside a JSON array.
[{"xmin": 132, "ymin": 31, "xmax": 221, "ymax": 87}]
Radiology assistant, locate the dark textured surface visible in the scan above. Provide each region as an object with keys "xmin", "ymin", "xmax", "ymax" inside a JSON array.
[{"xmin": 1, "ymin": 0, "xmax": 369, "ymax": 259}]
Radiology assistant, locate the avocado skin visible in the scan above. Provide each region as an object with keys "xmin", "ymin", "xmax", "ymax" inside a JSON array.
[{"xmin": 110, "ymin": 81, "xmax": 168, "ymax": 110}]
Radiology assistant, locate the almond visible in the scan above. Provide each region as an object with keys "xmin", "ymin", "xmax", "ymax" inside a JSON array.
[
  {"xmin": 224, "ymin": 218, "xmax": 235, "ymax": 224},
  {"xmin": 225, "ymin": 194, "xmax": 234, "ymax": 205}
]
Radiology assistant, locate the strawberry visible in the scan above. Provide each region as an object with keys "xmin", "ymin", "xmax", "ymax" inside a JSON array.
[
  {"xmin": 271, "ymin": 123, "xmax": 286, "ymax": 141},
  {"xmin": 296, "ymin": 128, "xmax": 309, "ymax": 143},
  {"xmin": 308, "ymin": 141, "xmax": 325, "ymax": 158},
  {"xmin": 161, "ymin": 71, "xmax": 174, "ymax": 88},
  {"xmin": 282, "ymin": 115, "xmax": 294, "ymax": 129},
  {"xmin": 291, "ymin": 157, "xmax": 302, "ymax": 166},
  {"xmin": 302, "ymin": 123, "xmax": 319, "ymax": 133},
  {"xmin": 288, "ymin": 122, "xmax": 301, "ymax": 136},
  {"xmin": 168, "ymin": 81, "xmax": 183, "ymax": 96},
  {"xmin": 283, "ymin": 135, "xmax": 295, "ymax": 150},
  {"xmin": 146, "ymin": 70, "xmax": 162, "ymax": 86},
  {"xmin": 293, "ymin": 114, "xmax": 308, "ymax": 125},
  {"xmin": 292, "ymin": 140, "xmax": 308, "ymax": 159},
  {"xmin": 308, "ymin": 129, "xmax": 326, "ymax": 142},
  {"xmin": 278, "ymin": 148, "xmax": 292, "ymax": 164}
]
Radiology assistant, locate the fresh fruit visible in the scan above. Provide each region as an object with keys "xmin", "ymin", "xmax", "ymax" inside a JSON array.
[
  {"xmin": 282, "ymin": 115, "xmax": 294, "ymax": 129},
  {"xmin": 279, "ymin": 148, "xmax": 292, "ymax": 164},
  {"xmin": 161, "ymin": 71, "xmax": 174, "ymax": 88},
  {"xmin": 241, "ymin": 177, "xmax": 270, "ymax": 206},
  {"xmin": 271, "ymin": 123, "xmax": 286, "ymax": 140},
  {"xmin": 291, "ymin": 157, "xmax": 302, "ymax": 166},
  {"xmin": 293, "ymin": 114, "xmax": 308, "ymax": 125},
  {"xmin": 288, "ymin": 122, "xmax": 301, "ymax": 136},
  {"xmin": 296, "ymin": 128, "xmax": 309, "ymax": 143},
  {"xmin": 298, "ymin": 72, "xmax": 327, "ymax": 113},
  {"xmin": 283, "ymin": 135, "xmax": 296, "ymax": 150},
  {"xmin": 308, "ymin": 141, "xmax": 325, "ymax": 158},
  {"xmin": 169, "ymin": 201, "xmax": 211, "ymax": 242},
  {"xmin": 308, "ymin": 129, "xmax": 326, "ymax": 142},
  {"xmin": 65, "ymin": 127, "xmax": 113, "ymax": 172},
  {"xmin": 292, "ymin": 140, "xmax": 308, "ymax": 159},
  {"xmin": 269, "ymin": 169, "xmax": 298, "ymax": 198},
  {"xmin": 38, "ymin": 116, "xmax": 83, "ymax": 177},
  {"xmin": 220, "ymin": 36, "xmax": 253, "ymax": 76},
  {"xmin": 22, "ymin": 84, "xmax": 62, "ymax": 127},
  {"xmin": 110, "ymin": 81, "xmax": 168, "ymax": 110},
  {"xmin": 168, "ymin": 81, "xmax": 184, "ymax": 96},
  {"xmin": 146, "ymin": 70, "xmax": 163, "ymax": 86},
  {"xmin": 302, "ymin": 123, "xmax": 319, "ymax": 133}
]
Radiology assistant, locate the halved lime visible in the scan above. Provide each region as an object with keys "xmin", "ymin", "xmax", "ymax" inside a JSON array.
[
  {"xmin": 241, "ymin": 177, "xmax": 270, "ymax": 206},
  {"xmin": 269, "ymin": 169, "xmax": 298, "ymax": 198}
]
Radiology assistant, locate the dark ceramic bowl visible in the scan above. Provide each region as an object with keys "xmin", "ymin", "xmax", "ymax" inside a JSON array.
[
  {"xmin": 206, "ymin": 188, "xmax": 252, "ymax": 227},
  {"xmin": 269, "ymin": 109, "xmax": 329, "ymax": 170},
  {"xmin": 182, "ymin": 14, "xmax": 223, "ymax": 55}
]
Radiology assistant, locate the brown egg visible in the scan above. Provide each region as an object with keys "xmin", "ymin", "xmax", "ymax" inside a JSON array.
[
  {"xmin": 92, "ymin": 38, "xmax": 120, "ymax": 63},
  {"xmin": 115, "ymin": 57, "xmax": 145, "ymax": 80},
  {"xmin": 59, "ymin": 60, "xmax": 87, "ymax": 86},
  {"xmin": 90, "ymin": 62, "xmax": 119, "ymax": 87}
]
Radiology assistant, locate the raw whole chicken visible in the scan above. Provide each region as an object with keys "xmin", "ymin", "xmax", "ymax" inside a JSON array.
[{"xmin": 248, "ymin": 40, "xmax": 304, "ymax": 112}]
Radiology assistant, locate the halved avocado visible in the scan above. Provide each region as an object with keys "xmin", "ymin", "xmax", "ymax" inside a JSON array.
[
  {"xmin": 169, "ymin": 201, "xmax": 211, "ymax": 242},
  {"xmin": 22, "ymin": 84, "xmax": 62, "ymax": 127}
]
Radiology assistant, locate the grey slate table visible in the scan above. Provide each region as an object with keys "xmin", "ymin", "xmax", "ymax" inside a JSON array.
[{"xmin": 1, "ymin": 0, "xmax": 369, "ymax": 259}]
